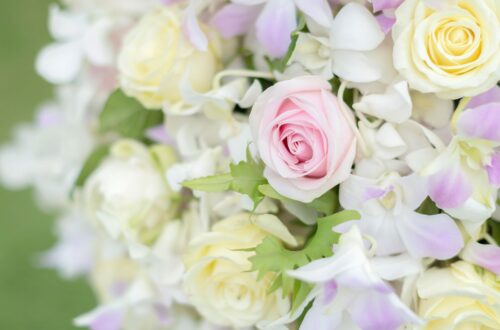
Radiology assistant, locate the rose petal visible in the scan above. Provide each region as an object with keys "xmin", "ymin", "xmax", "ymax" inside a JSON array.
[{"xmin": 256, "ymin": 0, "xmax": 297, "ymax": 57}]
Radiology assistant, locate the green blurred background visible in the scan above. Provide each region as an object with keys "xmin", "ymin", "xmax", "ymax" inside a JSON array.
[{"xmin": 0, "ymin": 1, "xmax": 95, "ymax": 329}]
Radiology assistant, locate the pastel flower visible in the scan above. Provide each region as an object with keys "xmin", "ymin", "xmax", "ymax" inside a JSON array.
[
  {"xmin": 339, "ymin": 172, "xmax": 463, "ymax": 259},
  {"xmin": 249, "ymin": 76, "xmax": 356, "ymax": 202},
  {"xmin": 461, "ymin": 241, "xmax": 500, "ymax": 276},
  {"xmin": 183, "ymin": 213, "xmax": 296, "ymax": 328},
  {"xmin": 118, "ymin": 7, "xmax": 221, "ymax": 109},
  {"xmin": 422, "ymin": 87, "xmax": 500, "ymax": 234},
  {"xmin": 83, "ymin": 140, "xmax": 178, "ymax": 259},
  {"xmin": 417, "ymin": 261, "xmax": 500, "ymax": 329},
  {"xmin": 211, "ymin": 0, "xmax": 333, "ymax": 58},
  {"xmin": 287, "ymin": 226, "xmax": 423, "ymax": 330},
  {"xmin": 393, "ymin": 0, "xmax": 500, "ymax": 99},
  {"xmin": 36, "ymin": 4, "xmax": 126, "ymax": 85}
]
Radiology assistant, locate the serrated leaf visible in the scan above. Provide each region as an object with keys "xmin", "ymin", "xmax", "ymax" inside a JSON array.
[
  {"xmin": 249, "ymin": 210, "xmax": 360, "ymax": 303},
  {"xmin": 230, "ymin": 159, "xmax": 266, "ymax": 205},
  {"xmin": 259, "ymin": 184, "xmax": 338, "ymax": 215},
  {"xmin": 72, "ymin": 144, "xmax": 110, "ymax": 190},
  {"xmin": 183, "ymin": 173, "xmax": 233, "ymax": 192},
  {"xmin": 99, "ymin": 89, "xmax": 164, "ymax": 139}
]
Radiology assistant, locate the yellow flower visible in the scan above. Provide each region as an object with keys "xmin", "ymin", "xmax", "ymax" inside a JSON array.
[
  {"xmin": 417, "ymin": 261, "xmax": 500, "ymax": 329},
  {"xmin": 118, "ymin": 7, "xmax": 221, "ymax": 109},
  {"xmin": 393, "ymin": 0, "xmax": 500, "ymax": 99},
  {"xmin": 183, "ymin": 213, "xmax": 297, "ymax": 328}
]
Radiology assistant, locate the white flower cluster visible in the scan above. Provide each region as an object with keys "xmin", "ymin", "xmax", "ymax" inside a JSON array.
[{"xmin": 1, "ymin": 0, "xmax": 500, "ymax": 329}]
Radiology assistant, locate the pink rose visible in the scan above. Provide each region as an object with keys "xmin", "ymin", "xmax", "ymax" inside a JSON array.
[{"xmin": 249, "ymin": 76, "xmax": 356, "ymax": 202}]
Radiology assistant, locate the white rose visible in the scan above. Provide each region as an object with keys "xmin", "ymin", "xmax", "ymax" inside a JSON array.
[
  {"xmin": 183, "ymin": 213, "xmax": 297, "ymax": 328},
  {"xmin": 393, "ymin": 0, "xmax": 500, "ymax": 99},
  {"xmin": 83, "ymin": 140, "xmax": 178, "ymax": 258},
  {"xmin": 417, "ymin": 261, "xmax": 500, "ymax": 329},
  {"xmin": 118, "ymin": 7, "xmax": 221, "ymax": 109}
]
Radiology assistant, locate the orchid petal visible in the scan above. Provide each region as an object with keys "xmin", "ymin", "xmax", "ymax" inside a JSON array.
[
  {"xmin": 457, "ymin": 103, "xmax": 500, "ymax": 142},
  {"xmin": 372, "ymin": 0, "xmax": 404, "ymax": 12},
  {"xmin": 468, "ymin": 85, "xmax": 500, "ymax": 108},
  {"xmin": 256, "ymin": 0, "xmax": 297, "ymax": 58},
  {"xmin": 36, "ymin": 41, "xmax": 83, "ymax": 84},
  {"xmin": 330, "ymin": 3, "xmax": 384, "ymax": 51},
  {"xmin": 398, "ymin": 212, "xmax": 463, "ymax": 260},
  {"xmin": 294, "ymin": 0, "xmax": 333, "ymax": 27},
  {"xmin": 428, "ymin": 166, "xmax": 473, "ymax": 209},
  {"xmin": 461, "ymin": 241, "xmax": 500, "ymax": 275},
  {"xmin": 210, "ymin": 4, "xmax": 260, "ymax": 38},
  {"xmin": 486, "ymin": 152, "xmax": 500, "ymax": 188}
]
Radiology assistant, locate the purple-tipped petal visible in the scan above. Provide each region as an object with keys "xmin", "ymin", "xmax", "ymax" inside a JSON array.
[
  {"xmin": 256, "ymin": 0, "xmax": 297, "ymax": 58},
  {"xmin": 457, "ymin": 103, "xmax": 500, "ymax": 142},
  {"xmin": 487, "ymin": 152, "xmax": 500, "ymax": 188},
  {"xmin": 461, "ymin": 241, "xmax": 500, "ymax": 275},
  {"xmin": 294, "ymin": 0, "xmax": 333, "ymax": 27},
  {"xmin": 90, "ymin": 310, "xmax": 123, "ymax": 330},
  {"xmin": 468, "ymin": 85, "xmax": 500, "ymax": 108},
  {"xmin": 349, "ymin": 290, "xmax": 421, "ymax": 330},
  {"xmin": 376, "ymin": 14, "xmax": 396, "ymax": 33},
  {"xmin": 398, "ymin": 212, "xmax": 463, "ymax": 260},
  {"xmin": 428, "ymin": 166, "xmax": 473, "ymax": 209},
  {"xmin": 210, "ymin": 4, "xmax": 260, "ymax": 38},
  {"xmin": 372, "ymin": 0, "xmax": 404, "ymax": 12}
]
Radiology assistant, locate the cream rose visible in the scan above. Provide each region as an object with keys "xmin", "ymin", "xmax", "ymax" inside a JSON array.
[
  {"xmin": 417, "ymin": 261, "xmax": 500, "ymax": 329},
  {"xmin": 249, "ymin": 76, "xmax": 356, "ymax": 203},
  {"xmin": 118, "ymin": 7, "xmax": 221, "ymax": 109},
  {"xmin": 183, "ymin": 213, "xmax": 297, "ymax": 328},
  {"xmin": 393, "ymin": 0, "xmax": 500, "ymax": 99},
  {"xmin": 83, "ymin": 140, "xmax": 178, "ymax": 258}
]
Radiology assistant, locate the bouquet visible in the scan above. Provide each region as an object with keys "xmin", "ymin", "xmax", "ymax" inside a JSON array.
[{"xmin": 1, "ymin": 0, "xmax": 499, "ymax": 329}]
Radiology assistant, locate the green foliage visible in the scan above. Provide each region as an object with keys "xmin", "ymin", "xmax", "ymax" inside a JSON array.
[
  {"xmin": 489, "ymin": 218, "xmax": 500, "ymax": 245},
  {"xmin": 99, "ymin": 89, "xmax": 163, "ymax": 139},
  {"xmin": 72, "ymin": 144, "xmax": 109, "ymax": 190},
  {"xmin": 259, "ymin": 184, "xmax": 338, "ymax": 215},
  {"xmin": 249, "ymin": 210, "xmax": 360, "ymax": 311},
  {"xmin": 265, "ymin": 15, "xmax": 307, "ymax": 73},
  {"xmin": 416, "ymin": 197, "xmax": 440, "ymax": 215},
  {"xmin": 183, "ymin": 150, "xmax": 267, "ymax": 205}
]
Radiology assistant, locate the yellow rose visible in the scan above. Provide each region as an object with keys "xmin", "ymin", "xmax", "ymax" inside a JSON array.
[
  {"xmin": 393, "ymin": 0, "xmax": 500, "ymax": 99},
  {"xmin": 118, "ymin": 7, "xmax": 221, "ymax": 109},
  {"xmin": 183, "ymin": 213, "xmax": 297, "ymax": 328},
  {"xmin": 417, "ymin": 261, "xmax": 500, "ymax": 329}
]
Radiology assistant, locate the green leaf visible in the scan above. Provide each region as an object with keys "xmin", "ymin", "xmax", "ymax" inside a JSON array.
[
  {"xmin": 183, "ymin": 173, "xmax": 233, "ymax": 192},
  {"xmin": 308, "ymin": 189, "xmax": 338, "ymax": 215},
  {"xmin": 249, "ymin": 210, "xmax": 360, "ymax": 308},
  {"xmin": 416, "ymin": 197, "xmax": 440, "ymax": 215},
  {"xmin": 259, "ymin": 184, "xmax": 338, "ymax": 216},
  {"xmin": 72, "ymin": 144, "xmax": 110, "ymax": 190},
  {"xmin": 489, "ymin": 218, "xmax": 500, "ymax": 245},
  {"xmin": 99, "ymin": 89, "xmax": 163, "ymax": 139},
  {"xmin": 182, "ymin": 149, "xmax": 267, "ymax": 206},
  {"xmin": 230, "ymin": 158, "xmax": 266, "ymax": 205}
]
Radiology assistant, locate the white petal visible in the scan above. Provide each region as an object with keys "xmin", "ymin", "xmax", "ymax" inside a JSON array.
[
  {"xmin": 330, "ymin": 3, "xmax": 384, "ymax": 51},
  {"xmin": 36, "ymin": 41, "xmax": 83, "ymax": 84}
]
